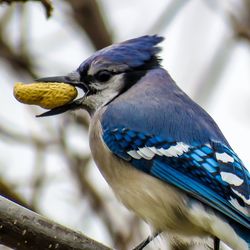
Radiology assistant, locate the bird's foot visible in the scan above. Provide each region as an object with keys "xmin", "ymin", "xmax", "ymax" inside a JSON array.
[{"xmin": 214, "ymin": 237, "xmax": 220, "ymax": 250}]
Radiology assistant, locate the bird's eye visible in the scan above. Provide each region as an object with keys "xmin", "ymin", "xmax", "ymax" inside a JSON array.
[{"xmin": 94, "ymin": 70, "xmax": 112, "ymax": 82}]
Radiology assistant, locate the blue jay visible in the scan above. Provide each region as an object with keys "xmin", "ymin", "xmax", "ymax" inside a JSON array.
[{"xmin": 38, "ymin": 35, "xmax": 250, "ymax": 250}]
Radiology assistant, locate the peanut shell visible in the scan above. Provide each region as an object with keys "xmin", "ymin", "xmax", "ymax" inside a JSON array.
[{"xmin": 14, "ymin": 82, "xmax": 77, "ymax": 109}]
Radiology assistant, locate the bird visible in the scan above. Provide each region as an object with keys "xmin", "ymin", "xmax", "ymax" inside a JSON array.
[{"xmin": 37, "ymin": 35, "xmax": 250, "ymax": 250}]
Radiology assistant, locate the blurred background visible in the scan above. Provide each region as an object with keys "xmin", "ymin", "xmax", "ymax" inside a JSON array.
[{"xmin": 0, "ymin": 0, "xmax": 249, "ymax": 249}]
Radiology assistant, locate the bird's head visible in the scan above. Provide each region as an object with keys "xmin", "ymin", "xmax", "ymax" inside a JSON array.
[{"xmin": 38, "ymin": 35, "xmax": 164, "ymax": 117}]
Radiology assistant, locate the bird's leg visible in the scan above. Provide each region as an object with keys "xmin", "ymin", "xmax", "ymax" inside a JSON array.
[
  {"xmin": 214, "ymin": 237, "xmax": 220, "ymax": 250},
  {"xmin": 132, "ymin": 232, "xmax": 160, "ymax": 250}
]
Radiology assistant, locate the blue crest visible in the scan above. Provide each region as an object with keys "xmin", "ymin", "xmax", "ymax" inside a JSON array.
[{"xmin": 78, "ymin": 35, "xmax": 164, "ymax": 72}]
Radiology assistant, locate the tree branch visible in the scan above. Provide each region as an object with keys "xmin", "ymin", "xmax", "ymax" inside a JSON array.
[
  {"xmin": 67, "ymin": 0, "xmax": 112, "ymax": 50},
  {"xmin": 0, "ymin": 195, "xmax": 111, "ymax": 250}
]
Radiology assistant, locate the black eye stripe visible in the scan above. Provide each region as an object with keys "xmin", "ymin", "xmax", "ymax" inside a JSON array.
[{"xmin": 94, "ymin": 70, "xmax": 112, "ymax": 82}]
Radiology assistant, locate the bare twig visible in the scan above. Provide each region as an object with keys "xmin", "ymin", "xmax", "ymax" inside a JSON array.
[
  {"xmin": 0, "ymin": 0, "xmax": 53, "ymax": 18},
  {"xmin": 66, "ymin": 0, "xmax": 112, "ymax": 50},
  {"xmin": 0, "ymin": 179, "xmax": 35, "ymax": 211},
  {"xmin": 0, "ymin": 33, "xmax": 37, "ymax": 78},
  {"xmin": 40, "ymin": 0, "xmax": 53, "ymax": 18},
  {"xmin": 226, "ymin": 0, "xmax": 250, "ymax": 41},
  {"xmin": 0, "ymin": 195, "xmax": 111, "ymax": 250}
]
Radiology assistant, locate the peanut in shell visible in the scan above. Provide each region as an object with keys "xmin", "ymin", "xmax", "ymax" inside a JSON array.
[{"xmin": 14, "ymin": 82, "xmax": 77, "ymax": 109}]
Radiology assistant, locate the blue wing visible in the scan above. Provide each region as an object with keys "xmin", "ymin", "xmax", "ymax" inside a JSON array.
[
  {"xmin": 100, "ymin": 68, "xmax": 250, "ymax": 230},
  {"xmin": 103, "ymin": 127, "xmax": 250, "ymax": 229}
]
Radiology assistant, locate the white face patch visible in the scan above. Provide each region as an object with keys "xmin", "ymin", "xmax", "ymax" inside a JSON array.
[
  {"xmin": 232, "ymin": 189, "xmax": 250, "ymax": 206},
  {"xmin": 83, "ymin": 74, "xmax": 125, "ymax": 113},
  {"xmin": 215, "ymin": 152, "xmax": 234, "ymax": 163},
  {"xmin": 229, "ymin": 197, "xmax": 249, "ymax": 216},
  {"xmin": 220, "ymin": 172, "xmax": 244, "ymax": 186},
  {"xmin": 127, "ymin": 142, "xmax": 190, "ymax": 160}
]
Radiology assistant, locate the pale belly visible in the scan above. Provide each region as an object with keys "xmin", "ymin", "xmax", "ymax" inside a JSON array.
[{"xmin": 89, "ymin": 111, "xmax": 205, "ymax": 235}]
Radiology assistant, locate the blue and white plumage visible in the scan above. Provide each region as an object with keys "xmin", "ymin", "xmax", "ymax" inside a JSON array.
[{"xmin": 39, "ymin": 35, "xmax": 250, "ymax": 249}]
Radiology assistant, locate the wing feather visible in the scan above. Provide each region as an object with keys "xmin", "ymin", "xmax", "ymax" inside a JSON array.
[{"xmin": 103, "ymin": 127, "xmax": 250, "ymax": 228}]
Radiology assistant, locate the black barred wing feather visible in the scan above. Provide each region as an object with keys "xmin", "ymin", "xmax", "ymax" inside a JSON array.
[{"xmin": 103, "ymin": 127, "xmax": 250, "ymax": 228}]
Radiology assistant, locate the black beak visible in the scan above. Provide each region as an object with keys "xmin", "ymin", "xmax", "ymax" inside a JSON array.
[{"xmin": 35, "ymin": 75, "xmax": 89, "ymax": 117}]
